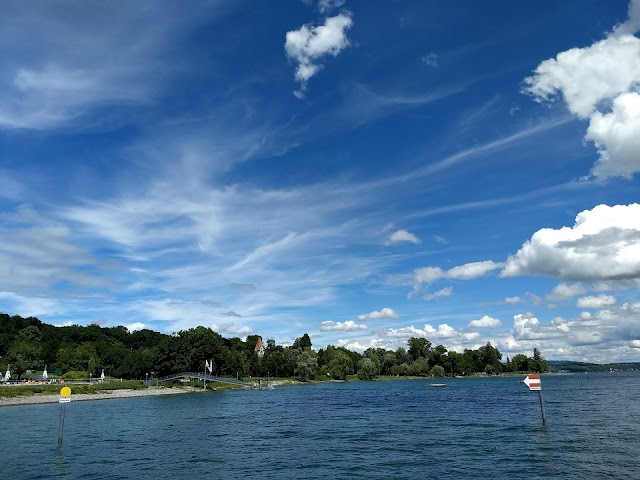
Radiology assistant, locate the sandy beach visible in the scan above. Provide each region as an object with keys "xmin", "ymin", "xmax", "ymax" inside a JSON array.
[{"xmin": 0, "ymin": 387, "xmax": 197, "ymax": 408}]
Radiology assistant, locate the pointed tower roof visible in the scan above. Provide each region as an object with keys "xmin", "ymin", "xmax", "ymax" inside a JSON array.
[{"xmin": 255, "ymin": 336, "xmax": 265, "ymax": 357}]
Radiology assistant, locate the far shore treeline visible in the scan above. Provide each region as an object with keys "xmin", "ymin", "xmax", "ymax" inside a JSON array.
[{"xmin": 0, "ymin": 312, "xmax": 548, "ymax": 381}]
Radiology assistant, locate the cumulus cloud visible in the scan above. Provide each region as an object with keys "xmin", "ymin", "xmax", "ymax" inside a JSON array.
[
  {"xmin": 421, "ymin": 52, "xmax": 439, "ymax": 67},
  {"xmin": 512, "ymin": 312, "xmax": 565, "ymax": 341},
  {"xmin": 411, "ymin": 260, "xmax": 501, "ymax": 296},
  {"xmin": 285, "ymin": 13, "xmax": 353, "ymax": 97},
  {"xmin": 211, "ymin": 322, "xmax": 253, "ymax": 336},
  {"xmin": 125, "ymin": 322, "xmax": 146, "ymax": 332},
  {"xmin": 320, "ymin": 320, "xmax": 367, "ymax": 331},
  {"xmin": 386, "ymin": 322, "xmax": 469, "ymax": 341},
  {"xmin": 585, "ymin": 92, "xmax": 640, "ymax": 178},
  {"xmin": 469, "ymin": 315, "xmax": 502, "ymax": 328},
  {"xmin": 385, "ymin": 229, "xmax": 421, "ymax": 245},
  {"xmin": 504, "ymin": 296, "xmax": 523, "ymax": 304},
  {"xmin": 357, "ymin": 307, "xmax": 399, "ymax": 321},
  {"xmin": 576, "ymin": 294, "xmax": 617, "ymax": 309},
  {"xmin": 546, "ymin": 283, "xmax": 587, "ymax": 301},
  {"xmin": 523, "ymin": 0, "xmax": 640, "ymax": 179},
  {"xmin": 423, "ymin": 286, "xmax": 453, "ymax": 301},
  {"xmin": 502, "ymin": 204, "xmax": 640, "ymax": 281}
]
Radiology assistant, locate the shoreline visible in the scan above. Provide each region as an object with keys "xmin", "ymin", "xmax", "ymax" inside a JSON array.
[{"xmin": 0, "ymin": 387, "xmax": 198, "ymax": 408}]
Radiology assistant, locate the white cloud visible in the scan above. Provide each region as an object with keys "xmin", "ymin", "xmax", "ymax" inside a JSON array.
[
  {"xmin": 385, "ymin": 322, "xmax": 466, "ymax": 341},
  {"xmin": 576, "ymin": 294, "xmax": 617, "ymax": 309},
  {"xmin": 211, "ymin": 322, "xmax": 253, "ymax": 336},
  {"xmin": 0, "ymin": 205, "xmax": 118, "ymax": 294},
  {"xmin": 320, "ymin": 320, "xmax": 367, "ymax": 331},
  {"xmin": 318, "ymin": 0, "xmax": 345, "ymax": 13},
  {"xmin": 125, "ymin": 322, "xmax": 146, "ymax": 332},
  {"xmin": 523, "ymin": 35, "xmax": 640, "ymax": 119},
  {"xmin": 414, "ymin": 260, "xmax": 501, "ymax": 288},
  {"xmin": 421, "ymin": 52, "xmax": 439, "ymax": 67},
  {"xmin": 512, "ymin": 312, "xmax": 565, "ymax": 341},
  {"xmin": 504, "ymin": 296, "xmax": 523, "ymax": 304},
  {"xmin": 546, "ymin": 283, "xmax": 587, "ymax": 301},
  {"xmin": 523, "ymin": 1, "xmax": 640, "ymax": 179},
  {"xmin": 385, "ymin": 229, "xmax": 421, "ymax": 245},
  {"xmin": 585, "ymin": 92, "xmax": 640, "ymax": 179},
  {"xmin": 0, "ymin": 3, "xmax": 209, "ymax": 130},
  {"xmin": 285, "ymin": 13, "xmax": 353, "ymax": 96},
  {"xmin": 448, "ymin": 261, "xmax": 502, "ymax": 280},
  {"xmin": 410, "ymin": 260, "xmax": 501, "ymax": 298},
  {"xmin": 357, "ymin": 307, "xmax": 399, "ymax": 321},
  {"xmin": 502, "ymin": 204, "xmax": 640, "ymax": 281},
  {"xmin": 433, "ymin": 235, "xmax": 448, "ymax": 245},
  {"xmin": 614, "ymin": 0, "xmax": 640, "ymax": 36},
  {"xmin": 423, "ymin": 286, "xmax": 453, "ymax": 301},
  {"xmin": 469, "ymin": 315, "xmax": 502, "ymax": 328}
]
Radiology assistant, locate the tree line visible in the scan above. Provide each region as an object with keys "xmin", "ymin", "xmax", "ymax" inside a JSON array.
[{"xmin": 0, "ymin": 313, "xmax": 547, "ymax": 381}]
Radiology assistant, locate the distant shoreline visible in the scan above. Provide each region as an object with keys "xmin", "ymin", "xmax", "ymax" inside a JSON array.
[{"xmin": 0, "ymin": 387, "xmax": 197, "ymax": 408}]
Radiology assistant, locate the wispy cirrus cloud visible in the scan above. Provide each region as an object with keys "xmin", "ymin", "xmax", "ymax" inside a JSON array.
[{"xmin": 0, "ymin": 1, "xmax": 225, "ymax": 130}]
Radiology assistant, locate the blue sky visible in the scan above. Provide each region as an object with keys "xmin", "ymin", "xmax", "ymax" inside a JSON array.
[{"xmin": 1, "ymin": 0, "xmax": 640, "ymax": 363}]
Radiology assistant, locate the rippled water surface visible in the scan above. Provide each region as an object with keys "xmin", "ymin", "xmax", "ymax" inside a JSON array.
[{"xmin": 2, "ymin": 373, "xmax": 639, "ymax": 479}]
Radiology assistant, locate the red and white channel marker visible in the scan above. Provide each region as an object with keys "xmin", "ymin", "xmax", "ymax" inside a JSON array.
[{"xmin": 522, "ymin": 374, "xmax": 541, "ymax": 391}]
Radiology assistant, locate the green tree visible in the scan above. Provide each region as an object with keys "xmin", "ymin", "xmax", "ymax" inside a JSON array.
[
  {"xmin": 429, "ymin": 345, "xmax": 448, "ymax": 368},
  {"xmin": 429, "ymin": 365, "xmax": 446, "ymax": 377},
  {"xmin": 478, "ymin": 342, "xmax": 502, "ymax": 374},
  {"xmin": 409, "ymin": 357, "xmax": 429, "ymax": 376},
  {"xmin": 293, "ymin": 333, "xmax": 312, "ymax": 351},
  {"xmin": 357, "ymin": 357, "xmax": 378, "ymax": 380},
  {"xmin": 532, "ymin": 348, "xmax": 548, "ymax": 373},
  {"xmin": 296, "ymin": 350, "xmax": 317, "ymax": 381},
  {"xmin": 327, "ymin": 351, "xmax": 354, "ymax": 380},
  {"xmin": 511, "ymin": 354, "xmax": 530, "ymax": 372},
  {"xmin": 408, "ymin": 337, "xmax": 432, "ymax": 360}
]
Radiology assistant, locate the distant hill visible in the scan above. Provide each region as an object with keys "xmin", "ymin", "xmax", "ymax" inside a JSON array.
[{"xmin": 547, "ymin": 360, "xmax": 640, "ymax": 373}]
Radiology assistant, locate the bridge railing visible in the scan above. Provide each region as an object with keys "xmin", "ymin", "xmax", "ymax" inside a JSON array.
[{"xmin": 157, "ymin": 372, "xmax": 252, "ymax": 387}]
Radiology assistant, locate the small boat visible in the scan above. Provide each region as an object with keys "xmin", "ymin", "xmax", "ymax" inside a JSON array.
[{"xmin": 428, "ymin": 383, "xmax": 447, "ymax": 387}]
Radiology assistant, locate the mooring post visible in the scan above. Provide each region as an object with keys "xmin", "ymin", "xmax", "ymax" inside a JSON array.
[
  {"xmin": 538, "ymin": 390, "xmax": 547, "ymax": 426},
  {"xmin": 57, "ymin": 403, "xmax": 66, "ymax": 443},
  {"xmin": 57, "ymin": 386, "xmax": 71, "ymax": 443}
]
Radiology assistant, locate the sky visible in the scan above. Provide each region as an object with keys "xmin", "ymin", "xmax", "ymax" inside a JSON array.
[{"xmin": 1, "ymin": 0, "xmax": 639, "ymax": 363}]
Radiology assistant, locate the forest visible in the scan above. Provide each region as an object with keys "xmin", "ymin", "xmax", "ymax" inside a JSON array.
[{"xmin": 0, "ymin": 312, "xmax": 547, "ymax": 381}]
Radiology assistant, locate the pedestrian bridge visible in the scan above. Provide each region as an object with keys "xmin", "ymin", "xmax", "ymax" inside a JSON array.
[{"xmin": 158, "ymin": 372, "xmax": 253, "ymax": 388}]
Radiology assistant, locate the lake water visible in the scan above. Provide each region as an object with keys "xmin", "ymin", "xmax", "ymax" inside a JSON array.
[{"xmin": 1, "ymin": 373, "xmax": 639, "ymax": 479}]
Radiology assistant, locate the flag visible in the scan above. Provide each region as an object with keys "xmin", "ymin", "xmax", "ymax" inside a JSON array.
[
  {"xmin": 206, "ymin": 359, "xmax": 213, "ymax": 373},
  {"xmin": 43, "ymin": 365, "xmax": 48, "ymax": 380}
]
